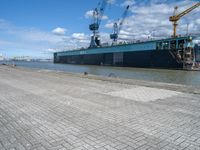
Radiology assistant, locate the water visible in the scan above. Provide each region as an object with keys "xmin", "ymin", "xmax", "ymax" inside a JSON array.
[{"xmin": 1, "ymin": 61, "xmax": 200, "ymax": 87}]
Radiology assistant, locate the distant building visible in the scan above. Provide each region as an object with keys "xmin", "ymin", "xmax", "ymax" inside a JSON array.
[
  {"xmin": 0, "ymin": 54, "xmax": 4, "ymax": 61},
  {"xmin": 12, "ymin": 56, "xmax": 32, "ymax": 61}
]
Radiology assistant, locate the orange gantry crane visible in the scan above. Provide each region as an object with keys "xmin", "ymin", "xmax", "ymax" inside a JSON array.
[{"xmin": 169, "ymin": 2, "xmax": 200, "ymax": 38}]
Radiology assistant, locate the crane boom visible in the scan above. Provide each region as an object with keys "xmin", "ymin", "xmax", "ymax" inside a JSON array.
[
  {"xmin": 98, "ymin": 0, "xmax": 107, "ymax": 26},
  {"xmin": 110, "ymin": 5, "xmax": 129, "ymax": 43},
  {"xmin": 169, "ymin": 2, "xmax": 200, "ymax": 38},
  {"xmin": 177, "ymin": 2, "xmax": 200, "ymax": 18},
  {"xmin": 118, "ymin": 5, "xmax": 130, "ymax": 33}
]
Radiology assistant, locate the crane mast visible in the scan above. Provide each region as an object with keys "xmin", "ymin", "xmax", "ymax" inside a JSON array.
[
  {"xmin": 170, "ymin": 2, "xmax": 200, "ymax": 38},
  {"xmin": 89, "ymin": 0, "xmax": 108, "ymax": 48},
  {"xmin": 110, "ymin": 5, "xmax": 130, "ymax": 44}
]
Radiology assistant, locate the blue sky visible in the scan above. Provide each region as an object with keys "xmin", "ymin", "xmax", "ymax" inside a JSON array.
[{"xmin": 0, "ymin": 0, "xmax": 200, "ymax": 59}]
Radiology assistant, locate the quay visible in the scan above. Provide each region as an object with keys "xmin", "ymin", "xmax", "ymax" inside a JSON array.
[{"xmin": 0, "ymin": 65, "xmax": 200, "ymax": 150}]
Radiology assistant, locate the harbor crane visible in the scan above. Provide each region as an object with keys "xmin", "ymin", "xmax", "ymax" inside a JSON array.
[
  {"xmin": 169, "ymin": 2, "xmax": 200, "ymax": 38},
  {"xmin": 110, "ymin": 5, "xmax": 130, "ymax": 44},
  {"xmin": 89, "ymin": 0, "xmax": 108, "ymax": 48}
]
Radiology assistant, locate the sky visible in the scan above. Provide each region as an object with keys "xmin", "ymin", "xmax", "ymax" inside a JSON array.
[{"xmin": 0, "ymin": 0, "xmax": 200, "ymax": 59}]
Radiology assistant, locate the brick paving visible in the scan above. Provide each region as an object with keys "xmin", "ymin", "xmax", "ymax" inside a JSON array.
[{"xmin": 0, "ymin": 66, "xmax": 200, "ymax": 150}]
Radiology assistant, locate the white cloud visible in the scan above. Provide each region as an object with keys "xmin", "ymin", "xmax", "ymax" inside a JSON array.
[
  {"xmin": 84, "ymin": 0, "xmax": 115, "ymax": 19},
  {"xmin": 105, "ymin": 21, "xmax": 115, "ymax": 29},
  {"xmin": 0, "ymin": 21, "xmax": 89, "ymax": 57},
  {"xmin": 102, "ymin": 15, "xmax": 108, "ymax": 20},
  {"xmin": 85, "ymin": 10, "xmax": 94, "ymax": 19},
  {"xmin": 46, "ymin": 48, "xmax": 57, "ymax": 53},
  {"xmin": 72, "ymin": 33, "xmax": 86, "ymax": 40},
  {"xmin": 0, "ymin": 40, "xmax": 12, "ymax": 45},
  {"xmin": 107, "ymin": 0, "xmax": 116, "ymax": 5},
  {"xmin": 0, "ymin": 20, "xmax": 73, "ymax": 57},
  {"xmin": 99, "ymin": 32, "xmax": 113, "ymax": 44},
  {"xmin": 52, "ymin": 27, "xmax": 67, "ymax": 35},
  {"xmin": 1, "ymin": 0, "xmax": 200, "ymax": 58},
  {"xmin": 121, "ymin": 0, "xmax": 135, "ymax": 7},
  {"xmin": 0, "ymin": 20, "xmax": 64, "ymax": 44},
  {"xmin": 0, "ymin": 19, "xmax": 9, "ymax": 30},
  {"xmin": 196, "ymin": 19, "xmax": 200, "ymax": 25},
  {"xmin": 27, "ymin": 29, "xmax": 65, "ymax": 44},
  {"xmin": 105, "ymin": 0, "xmax": 200, "ymax": 41},
  {"xmin": 85, "ymin": 10, "xmax": 108, "ymax": 20},
  {"xmin": 72, "ymin": 33, "xmax": 90, "ymax": 43}
]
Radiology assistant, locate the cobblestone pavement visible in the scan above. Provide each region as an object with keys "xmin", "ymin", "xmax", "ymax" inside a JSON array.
[{"xmin": 0, "ymin": 66, "xmax": 200, "ymax": 150}]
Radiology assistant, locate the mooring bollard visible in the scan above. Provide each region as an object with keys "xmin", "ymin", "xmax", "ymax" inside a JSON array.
[
  {"xmin": 108, "ymin": 73, "xmax": 117, "ymax": 78},
  {"xmin": 84, "ymin": 72, "xmax": 88, "ymax": 75}
]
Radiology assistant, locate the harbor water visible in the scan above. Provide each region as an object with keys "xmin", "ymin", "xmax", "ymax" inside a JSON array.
[{"xmin": 1, "ymin": 61, "xmax": 200, "ymax": 87}]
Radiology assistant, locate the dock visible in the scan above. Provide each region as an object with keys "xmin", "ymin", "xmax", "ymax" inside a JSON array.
[{"xmin": 0, "ymin": 65, "xmax": 200, "ymax": 150}]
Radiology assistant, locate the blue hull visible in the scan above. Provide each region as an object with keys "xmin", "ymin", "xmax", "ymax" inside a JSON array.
[
  {"xmin": 54, "ymin": 36, "xmax": 200, "ymax": 70},
  {"xmin": 54, "ymin": 50, "xmax": 183, "ymax": 69}
]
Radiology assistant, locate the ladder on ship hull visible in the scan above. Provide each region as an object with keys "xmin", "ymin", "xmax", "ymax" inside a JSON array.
[
  {"xmin": 183, "ymin": 47, "xmax": 195, "ymax": 70},
  {"xmin": 169, "ymin": 49, "xmax": 183, "ymax": 64},
  {"xmin": 169, "ymin": 48, "xmax": 195, "ymax": 70}
]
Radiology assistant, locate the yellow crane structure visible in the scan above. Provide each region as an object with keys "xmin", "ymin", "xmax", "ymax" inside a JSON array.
[{"xmin": 169, "ymin": 2, "xmax": 200, "ymax": 38}]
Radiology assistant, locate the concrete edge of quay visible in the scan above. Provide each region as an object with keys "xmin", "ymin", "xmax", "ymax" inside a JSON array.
[{"xmin": 1, "ymin": 64, "xmax": 200, "ymax": 95}]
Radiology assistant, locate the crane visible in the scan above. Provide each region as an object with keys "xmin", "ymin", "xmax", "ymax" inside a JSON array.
[
  {"xmin": 89, "ymin": 0, "xmax": 108, "ymax": 48},
  {"xmin": 169, "ymin": 2, "xmax": 200, "ymax": 38},
  {"xmin": 110, "ymin": 5, "xmax": 130, "ymax": 44}
]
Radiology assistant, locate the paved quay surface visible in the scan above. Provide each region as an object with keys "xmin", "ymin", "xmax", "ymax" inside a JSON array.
[{"xmin": 0, "ymin": 65, "xmax": 200, "ymax": 150}]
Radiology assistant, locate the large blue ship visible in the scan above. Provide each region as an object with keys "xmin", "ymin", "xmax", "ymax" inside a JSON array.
[
  {"xmin": 54, "ymin": 36, "xmax": 200, "ymax": 70},
  {"xmin": 54, "ymin": 1, "xmax": 200, "ymax": 70}
]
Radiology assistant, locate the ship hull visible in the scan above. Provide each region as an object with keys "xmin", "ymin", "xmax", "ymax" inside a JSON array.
[{"xmin": 54, "ymin": 50, "xmax": 183, "ymax": 69}]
